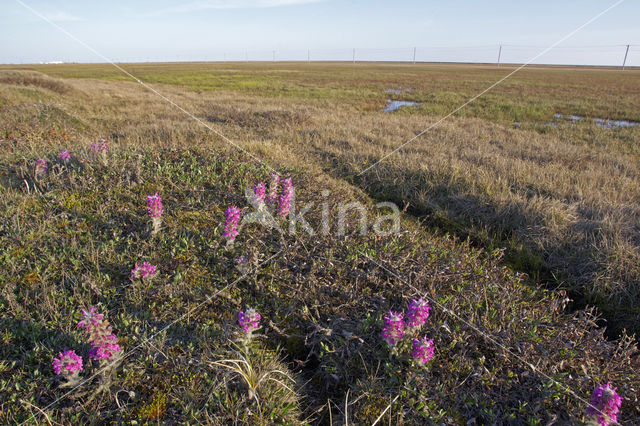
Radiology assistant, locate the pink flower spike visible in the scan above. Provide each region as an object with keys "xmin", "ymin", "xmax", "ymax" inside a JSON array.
[
  {"xmin": 59, "ymin": 150, "xmax": 70, "ymax": 160},
  {"xmin": 411, "ymin": 337, "xmax": 435, "ymax": 364},
  {"xmin": 147, "ymin": 193, "xmax": 164, "ymax": 218},
  {"xmin": 88, "ymin": 333, "xmax": 121, "ymax": 360},
  {"xmin": 91, "ymin": 139, "xmax": 108, "ymax": 153},
  {"xmin": 130, "ymin": 261, "xmax": 157, "ymax": 280},
  {"xmin": 405, "ymin": 298, "xmax": 431, "ymax": 328},
  {"xmin": 238, "ymin": 308, "xmax": 261, "ymax": 334},
  {"xmin": 52, "ymin": 350, "xmax": 83, "ymax": 376},
  {"xmin": 381, "ymin": 310, "xmax": 405, "ymax": 346},
  {"xmin": 587, "ymin": 382, "xmax": 622, "ymax": 426},
  {"xmin": 267, "ymin": 173, "xmax": 280, "ymax": 203},
  {"xmin": 34, "ymin": 158, "xmax": 47, "ymax": 176},
  {"xmin": 278, "ymin": 177, "xmax": 293, "ymax": 216},
  {"xmin": 77, "ymin": 306, "xmax": 104, "ymax": 331},
  {"xmin": 254, "ymin": 182, "xmax": 266, "ymax": 205},
  {"xmin": 223, "ymin": 206, "xmax": 241, "ymax": 240}
]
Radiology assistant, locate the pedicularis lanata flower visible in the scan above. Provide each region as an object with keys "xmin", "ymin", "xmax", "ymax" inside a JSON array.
[
  {"xmin": 147, "ymin": 193, "xmax": 164, "ymax": 218},
  {"xmin": 267, "ymin": 172, "xmax": 280, "ymax": 203},
  {"xmin": 34, "ymin": 158, "xmax": 47, "ymax": 176},
  {"xmin": 131, "ymin": 261, "xmax": 157, "ymax": 280},
  {"xmin": 224, "ymin": 206, "xmax": 241, "ymax": 240},
  {"xmin": 147, "ymin": 193, "xmax": 164, "ymax": 235},
  {"xmin": 52, "ymin": 350, "xmax": 83, "ymax": 376},
  {"xmin": 405, "ymin": 298, "xmax": 431, "ymax": 328},
  {"xmin": 411, "ymin": 337, "xmax": 435, "ymax": 364},
  {"xmin": 91, "ymin": 139, "xmax": 109, "ymax": 153},
  {"xmin": 381, "ymin": 311, "xmax": 405, "ymax": 346},
  {"xmin": 238, "ymin": 308, "xmax": 261, "ymax": 334},
  {"xmin": 587, "ymin": 383, "xmax": 622, "ymax": 426},
  {"xmin": 59, "ymin": 150, "xmax": 70, "ymax": 161},
  {"xmin": 253, "ymin": 182, "xmax": 266, "ymax": 206},
  {"xmin": 77, "ymin": 306, "xmax": 121, "ymax": 361},
  {"xmin": 278, "ymin": 177, "xmax": 293, "ymax": 216}
]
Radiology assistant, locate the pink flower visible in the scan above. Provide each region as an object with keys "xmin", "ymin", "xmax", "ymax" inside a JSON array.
[
  {"xmin": 77, "ymin": 306, "xmax": 121, "ymax": 361},
  {"xmin": 253, "ymin": 182, "xmax": 266, "ymax": 205},
  {"xmin": 381, "ymin": 310, "xmax": 405, "ymax": 346},
  {"xmin": 147, "ymin": 193, "xmax": 164, "ymax": 218},
  {"xmin": 59, "ymin": 150, "xmax": 70, "ymax": 160},
  {"xmin": 91, "ymin": 139, "xmax": 108, "ymax": 153},
  {"xmin": 405, "ymin": 298, "xmax": 431, "ymax": 328},
  {"xmin": 238, "ymin": 308, "xmax": 261, "ymax": 334},
  {"xmin": 411, "ymin": 337, "xmax": 435, "ymax": 364},
  {"xmin": 267, "ymin": 173, "xmax": 280, "ymax": 203},
  {"xmin": 52, "ymin": 350, "xmax": 83, "ymax": 375},
  {"xmin": 587, "ymin": 383, "xmax": 622, "ymax": 426},
  {"xmin": 223, "ymin": 206, "xmax": 241, "ymax": 240},
  {"xmin": 278, "ymin": 177, "xmax": 293, "ymax": 216},
  {"xmin": 34, "ymin": 158, "xmax": 47, "ymax": 176},
  {"xmin": 88, "ymin": 334, "xmax": 121, "ymax": 360},
  {"xmin": 77, "ymin": 306, "xmax": 104, "ymax": 331},
  {"xmin": 130, "ymin": 261, "xmax": 157, "ymax": 280}
]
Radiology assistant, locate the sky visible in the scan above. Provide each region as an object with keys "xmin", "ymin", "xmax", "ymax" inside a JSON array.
[{"xmin": 2, "ymin": 0, "xmax": 639, "ymax": 65}]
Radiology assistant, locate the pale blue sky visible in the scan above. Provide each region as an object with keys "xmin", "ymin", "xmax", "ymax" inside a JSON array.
[{"xmin": 2, "ymin": 0, "xmax": 639, "ymax": 65}]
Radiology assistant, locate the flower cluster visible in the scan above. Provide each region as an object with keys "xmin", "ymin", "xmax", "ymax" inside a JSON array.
[
  {"xmin": 411, "ymin": 337, "xmax": 435, "ymax": 364},
  {"xmin": 130, "ymin": 261, "xmax": 157, "ymax": 281},
  {"xmin": 587, "ymin": 383, "xmax": 622, "ymax": 426},
  {"xmin": 278, "ymin": 177, "xmax": 293, "ymax": 216},
  {"xmin": 381, "ymin": 297, "xmax": 435, "ymax": 365},
  {"xmin": 77, "ymin": 306, "xmax": 121, "ymax": 361},
  {"xmin": 253, "ymin": 182, "xmax": 266, "ymax": 206},
  {"xmin": 267, "ymin": 172, "xmax": 280, "ymax": 203},
  {"xmin": 59, "ymin": 150, "xmax": 70, "ymax": 161},
  {"xmin": 238, "ymin": 308, "xmax": 261, "ymax": 334},
  {"xmin": 91, "ymin": 139, "xmax": 109, "ymax": 153},
  {"xmin": 52, "ymin": 350, "xmax": 83, "ymax": 376},
  {"xmin": 405, "ymin": 298, "xmax": 430, "ymax": 328},
  {"xmin": 147, "ymin": 193, "xmax": 164, "ymax": 218},
  {"xmin": 381, "ymin": 311, "xmax": 405, "ymax": 345},
  {"xmin": 224, "ymin": 206, "xmax": 241, "ymax": 241},
  {"xmin": 34, "ymin": 158, "xmax": 47, "ymax": 176}
]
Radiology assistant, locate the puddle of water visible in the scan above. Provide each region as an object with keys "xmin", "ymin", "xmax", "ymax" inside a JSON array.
[
  {"xmin": 554, "ymin": 113, "xmax": 638, "ymax": 129},
  {"xmin": 384, "ymin": 99, "xmax": 420, "ymax": 113},
  {"xmin": 594, "ymin": 118, "xmax": 639, "ymax": 129},
  {"xmin": 386, "ymin": 88, "xmax": 402, "ymax": 94}
]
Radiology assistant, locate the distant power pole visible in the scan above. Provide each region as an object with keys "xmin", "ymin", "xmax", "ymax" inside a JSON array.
[
  {"xmin": 352, "ymin": 48, "xmax": 356, "ymax": 64},
  {"xmin": 307, "ymin": 48, "xmax": 310, "ymax": 63},
  {"xmin": 413, "ymin": 46, "xmax": 416, "ymax": 64},
  {"xmin": 497, "ymin": 44, "xmax": 502, "ymax": 66},
  {"xmin": 622, "ymin": 44, "xmax": 630, "ymax": 70}
]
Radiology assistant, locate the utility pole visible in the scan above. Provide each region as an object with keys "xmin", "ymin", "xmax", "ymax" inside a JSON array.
[
  {"xmin": 307, "ymin": 48, "xmax": 310, "ymax": 63},
  {"xmin": 497, "ymin": 44, "xmax": 502, "ymax": 66},
  {"xmin": 352, "ymin": 48, "xmax": 356, "ymax": 64},
  {"xmin": 412, "ymin": 46, "xmax": 416, "ymax": 64},
  {"xmin": 622, "ymin": 44, "xmax": 630, "ymax": 70}
]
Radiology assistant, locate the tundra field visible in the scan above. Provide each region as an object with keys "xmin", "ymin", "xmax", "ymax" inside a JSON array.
[{"xmin": 0, "ymin": 62, "xmax": 639, "ymax": 424}]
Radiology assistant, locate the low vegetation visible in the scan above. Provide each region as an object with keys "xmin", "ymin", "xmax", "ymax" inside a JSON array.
[{"xmin": 0, "ymin": 63, "xmax": 639, "ymax": 423}]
